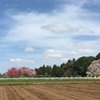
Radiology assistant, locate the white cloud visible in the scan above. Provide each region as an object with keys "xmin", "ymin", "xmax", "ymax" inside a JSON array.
[
  {"xmin": 9, "ymin": 58, "xmax": 35, "ymax": 64},
  {"xmin": 2, "ymin": 0, "xmax": 100, "ymax": 68},
  {"xmin": 44, "ymin": 49, "xmax": 67, "ymax": 59},
  {"xmin": 72, "ymin": 40, "xmax": 100, "ymax": 57},
  {"xmin": 41, "ymin": 24, "xmax": 95, "ymax": 35},
  {"xmin": 78, "ymin": 48, "xmax": 95, "ymax": 54},
  {"xmin": 25, "ymin": 47, "xmax": 34, "ymax": 53},
  {"xmin": 5, "ymin": 1, "xmax": 99, "ymax": 44},
  {"xmin": 44, "ymin": 49, "xmax": 63, "ymax": 59},
  {"xmin": 41, "ymin": 24, "xmax": 77, "ymax": 33}
]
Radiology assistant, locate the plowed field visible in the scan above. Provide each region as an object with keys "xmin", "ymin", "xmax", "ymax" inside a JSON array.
[{"xmin": 0, "ymin": 82, "xmax": 100, "ymax": 100}]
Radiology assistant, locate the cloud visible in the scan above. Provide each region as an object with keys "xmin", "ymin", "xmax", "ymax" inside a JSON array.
[
  {"xmin": 78, "ymin": 48, "xmax": 95, "ymax": 54},
  {"xmin": 72, "ymin": 41, "xmax": 99, "ymax": 57},
  {"xmin": 44, "ymin": 48, "xmax": 81, "ymax": 64},
  {"xmin": 1, "ymin": 0, "xmax": 100, "ymax": 70},
  {"xmin": 44, "ymin": 49, "xmax": 63, "ymax": 58},
  {"xmin": 78, "ymin": 26, "xmax": 95, "ymax": 34},
  {"xmin": 24, "ymin": 47, "xmax": 34, "ymax": 53},
  {"xmin": 41, "ymin": 24, "xmax": 95, "ymax": 35},
  {"xmin": 5, "ymin": 1, "xmax": 97, "ymax": 43},
  {"xmin": 41, "ymin": 24, "xmax": 77, "ymax": 33},
  {"xmin": 9, "ymin": 58, "xmax": 35, "ymax": 64}
]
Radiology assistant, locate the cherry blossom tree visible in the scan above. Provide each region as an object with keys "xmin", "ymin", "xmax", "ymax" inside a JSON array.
[
  {"xmin": 19, "ymin": 67, "xmax": 36, "ymax": 77},
  {"xmin": 6, "ymin": 67, "xmax": 36, "ymax": 77},
  {"xmin": 6, "ymin": 67, "xmax": 20, "ymax": 77}
]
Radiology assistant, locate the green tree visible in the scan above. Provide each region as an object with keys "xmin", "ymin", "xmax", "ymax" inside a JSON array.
[
  {"xmin": 73, "ymin": 56, "xmax": 95, "ymax": 76},
  {"xmin": 51, "ymin": 65, "xmax": 64, "ymax": 77},
  {"xmin": 95, "ymin": 52, "xmax": 100, "ymax": 60}
]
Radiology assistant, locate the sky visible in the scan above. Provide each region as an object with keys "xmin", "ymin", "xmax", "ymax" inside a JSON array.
[{"xmin": 0, "ymin": 0, "xmax": 100, "ymax": 73}]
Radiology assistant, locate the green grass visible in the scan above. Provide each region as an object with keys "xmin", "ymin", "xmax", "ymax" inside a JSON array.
[{"xmin": 0, "ymin": 77, "xmax": 100, "ymax": 85}]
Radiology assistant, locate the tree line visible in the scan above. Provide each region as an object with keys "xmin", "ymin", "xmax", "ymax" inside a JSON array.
[{"xmin": 35, "ymin": 53, "xmax": 100, "ymax": 77}]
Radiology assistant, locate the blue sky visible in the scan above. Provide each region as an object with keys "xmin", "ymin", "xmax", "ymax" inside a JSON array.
[{"xmin": 0, "ymin": 0, "xmax": 100, "ymax": 73}]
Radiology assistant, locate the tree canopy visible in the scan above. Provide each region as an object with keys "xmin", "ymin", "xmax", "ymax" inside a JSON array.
[{"xmin": 35, "ymin": 55, "xmax": 96, "ymax": 77}]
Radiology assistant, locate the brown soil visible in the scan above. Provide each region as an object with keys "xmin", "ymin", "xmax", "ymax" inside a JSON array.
[{"xmin": 0, "ymin": 82, "xmax": 100, "ymax": 100}]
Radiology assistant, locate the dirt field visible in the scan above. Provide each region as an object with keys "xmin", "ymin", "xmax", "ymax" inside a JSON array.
[{"xmin": 0, "ymin": 82, "xmax": 100, "ymax": 100}]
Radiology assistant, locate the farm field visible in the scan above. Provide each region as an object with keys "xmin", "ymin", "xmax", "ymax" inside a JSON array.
[{"xmin": 0, "ymin": 80, "xmax": 100, "ymax": 100}]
